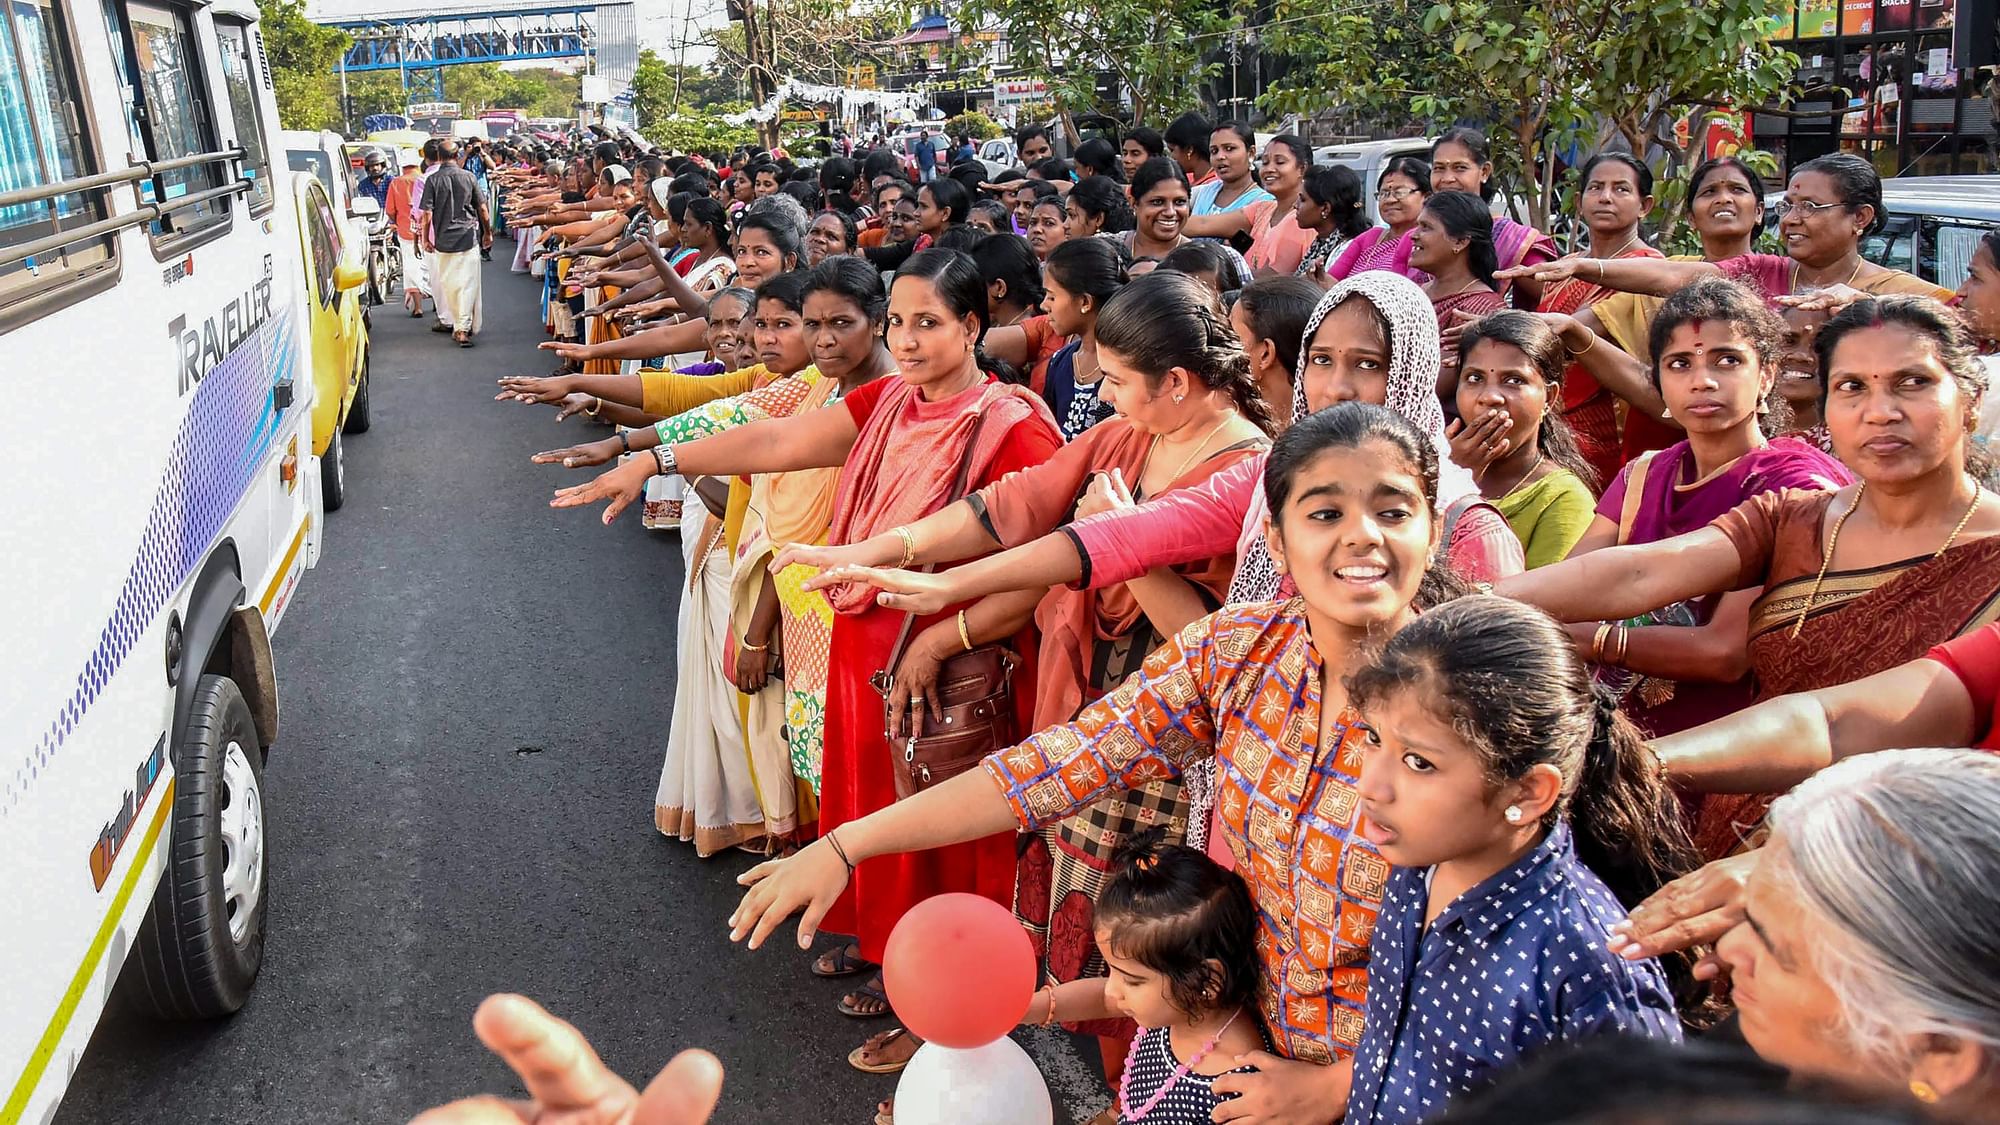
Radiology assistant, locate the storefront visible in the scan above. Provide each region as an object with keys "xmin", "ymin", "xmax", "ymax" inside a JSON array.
[{"xmin": 1755, "ymin": 0, "xmax": 1996, "ymax": 176}]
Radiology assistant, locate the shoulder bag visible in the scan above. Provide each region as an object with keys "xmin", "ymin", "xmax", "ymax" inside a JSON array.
[{"xmin": 872, "ymin": 407, "xmax": 1021, "ymax": 799}]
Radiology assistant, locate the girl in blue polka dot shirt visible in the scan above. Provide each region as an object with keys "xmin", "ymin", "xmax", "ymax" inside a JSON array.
[{"xmin": 1341, "ymin": 595, "xmax": 1698, "ymax": 1125}]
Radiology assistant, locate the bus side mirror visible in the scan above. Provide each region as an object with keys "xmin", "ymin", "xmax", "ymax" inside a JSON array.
[
  {"xmin": 349, "ymin": 196, "xmax": 381, "ymax": 220},
  {"xmin": 334, "ymin": 262, "xmax": 367, "ymax": 291}
]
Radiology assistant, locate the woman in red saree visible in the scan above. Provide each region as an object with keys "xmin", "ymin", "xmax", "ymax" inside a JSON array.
[
  {"xmin": 1535, "ymin": 153, "xmax": 1665, "ymax": 486},
  {"xmin": 1499, "ymin": 295, "xmax": 2000, "ymax": 860},
  {"xmin": 778, "ymin": 271, "xmax": 1276, "ymax": 1091},
  {"xmin": 549, "ymin": 248, "xmax": 1063, "ymax": 1074}
]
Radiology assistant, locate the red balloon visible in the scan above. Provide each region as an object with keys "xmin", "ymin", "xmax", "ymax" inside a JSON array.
[{"xmin": 883, "ymin": 893, "xmax": 1035, "ymax": 1048}]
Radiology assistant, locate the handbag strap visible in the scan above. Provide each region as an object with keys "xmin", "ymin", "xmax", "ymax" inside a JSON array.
[{"xmin": 880, "ymin": 395, "xmax": 994, "ymax": 684}]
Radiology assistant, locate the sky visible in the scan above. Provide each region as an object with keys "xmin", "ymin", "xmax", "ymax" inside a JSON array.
[{"xmin": 303, "ymin": 0, "xmax": 728, "ymax": 66}]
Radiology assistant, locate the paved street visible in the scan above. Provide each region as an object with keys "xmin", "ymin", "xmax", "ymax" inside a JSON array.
[{"xmin": 59, "ymin": 256, "xmax": 1101, "ymax": 1124}]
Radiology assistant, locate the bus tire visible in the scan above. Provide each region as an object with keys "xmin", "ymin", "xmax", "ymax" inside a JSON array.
[
  {"xmin": 129, "ymin": 675, "xmax": 268, "ymax": 1020},
  {"xmin": 344, "ymin": 351, "xmax": 372, "ymax": 434},
  {"xmin": 320, "ymin": 428, "xmax": 347, "ymax": 512}
]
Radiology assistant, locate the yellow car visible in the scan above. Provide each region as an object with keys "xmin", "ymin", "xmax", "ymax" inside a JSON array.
[{"xmin": 289, "ymin": 171, "xmax": 373, "ymax": 511}]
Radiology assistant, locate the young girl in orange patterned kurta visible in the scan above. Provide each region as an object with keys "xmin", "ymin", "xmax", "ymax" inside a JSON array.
[{"xmin": 729, "ymin": 402, "xmax": 1466, "ymax": 1120}]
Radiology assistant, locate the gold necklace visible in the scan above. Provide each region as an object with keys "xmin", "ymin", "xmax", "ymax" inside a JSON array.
[
  {"xmin": 1789, "ymin": 482, "xmax": 1984, "ymax": 638},
  {"xmin": 1145, "ymin": 415, "xmax": 1235, "ymax": 487},
  {"xmin": 1790, "ymin": 256, "xmax": 1867, "ymax": 293}
]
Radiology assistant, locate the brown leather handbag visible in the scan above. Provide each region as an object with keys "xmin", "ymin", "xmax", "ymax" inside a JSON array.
[{"xmin": 871, "ymin": 410, "xmax": 1021, "ymax": 799}]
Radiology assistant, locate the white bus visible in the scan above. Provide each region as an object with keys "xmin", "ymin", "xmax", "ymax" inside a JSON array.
[{"xmin": 0, "ymin": 0, "xmax": 317, "ymax": 1118}]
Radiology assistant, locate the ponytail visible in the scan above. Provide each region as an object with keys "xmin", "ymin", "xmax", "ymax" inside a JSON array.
[
  {"xmin": 1572, "ymin": 684, "xmax": 1698, "ymax": 911},
  {"xmin": 1094, "ymin": 269, "xmax": 1277, "ymax": 435}
]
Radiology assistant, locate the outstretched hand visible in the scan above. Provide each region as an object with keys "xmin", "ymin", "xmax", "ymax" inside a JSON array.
[
  {"xmin": 769, "ymin": 541, "xmax": 889, "ymax": 577},
  {"xmin": 1775, "ymin": 283, "xmax": 1869, "ymax": 313},
  {"xmin": 728, "ymin": 837, "xmax": 854, "ymax": 951},
  {"xmin": 1607, "ymin": 849, "xmax": 1759, "ymax": 982},
  {"xmin": 497, "ymin": 375, "xmax": 574, "ymax": 404},
  {"xmin": 532, "ymin": 436, "xmax": 623, "ymax": 469},
  {"xmin": 408, "ymin": 994, "xmax": 723, "ymax": 1125},
  {"xmin": 551, "ymin": 457, "xmax": 656, "ymax": 524},
  {"xmin": 803, "ymin": 564, "xmax": 958, "ymax": 616},
  {"xmin": 1494, "ymin": 258, "xmax": 1584, "ymax": 285}
]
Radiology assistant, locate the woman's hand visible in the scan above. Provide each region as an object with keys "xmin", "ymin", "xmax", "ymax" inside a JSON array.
[
  {"xmin": 1074, "ymin": 468, "xmax": 1136, "ymax": 521},
  {"xmin": 731, "ymin": 640, "xmax": 775, "ymax": 693},
  {"xmin": 885, "ymin": 632, "xmax": 950, "ymax": 740},
  {"xmin": 769, "ymin": 541, "xmax": 892, "ymax": 576},
  {"xmin": 551, "ymin": 457, "xmax": 656, "ymax": 523},
  {"xmin": 805, "ymin": 564, "xmax": 959, "ymax": 616},
  {"xmin": 1776, "ymin": 283, "xmax": 1869, "ymax": 313},
  {"xmin": 1446, "ymin": 409, "xmax": 1513, "ymax": 475},
  {"xmin": 496, "ymin": 374, "xmax": 576, "ymax": 404},
  {"xmin": 538, "ymin": 340, "xmax": 596, "ymax": 360},
  {"xmin": 532, "ymin": 436, "xmax": 624, "ymax": 469},
  {"xmin": 408, "ymin": 994, "xmax": 723, "ymax": 1125},
  {"xmin": 1607, "ymin": 849, "xmax": 1760, "ymax": 981},
  {"xmin": 553, "ymin": 393, "xmax": 601, "ymax": 423},
  {"xmin": 1496, "ymin": 258, "xmax": 1584, "ymax": 285},
  {"xmin": 1210, "ymin": 1054, "xmax": 1352, "ymax": 1124},
  {"xmin": 729, "ymin": 836, "xmax": 854, "ymax": 950}
]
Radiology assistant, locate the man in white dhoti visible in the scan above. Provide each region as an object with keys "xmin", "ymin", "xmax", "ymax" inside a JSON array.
[
  {"xmin": 384, "ymin": 152, "xmax": 429, "ymax": 317},
  {"xmin": 420, "ymin": 141, "xmax": 493, "ymax": 348}
]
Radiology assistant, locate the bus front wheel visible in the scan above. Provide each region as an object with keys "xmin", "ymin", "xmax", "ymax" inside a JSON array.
[{"xmin": 128, "ymin": 674, "xmax": 269, "ymax": 1019}]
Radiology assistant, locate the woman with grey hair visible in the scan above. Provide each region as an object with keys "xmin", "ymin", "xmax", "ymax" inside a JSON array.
[
  {"xmin": 1619, "ymin": 748, "xmax": 2000, "ymax": 1119},
  {"xmin": 1731, "ymin": 749, "xmax": 2000, "ymax": 1114}
]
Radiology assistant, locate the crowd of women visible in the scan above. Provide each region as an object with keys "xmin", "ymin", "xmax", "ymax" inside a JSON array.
[{"xmin": 431, "ymin": 120, "xmax": 2000, "ymax": 1125}]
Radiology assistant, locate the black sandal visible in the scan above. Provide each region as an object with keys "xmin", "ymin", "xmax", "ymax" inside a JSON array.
[
  {"xmin": 812, "ymin": 944, "xmax": 876, "ymax": 980},
  {"xmin": 838, "ymin": 976, "xmax": 892, "ymax": 1019}
]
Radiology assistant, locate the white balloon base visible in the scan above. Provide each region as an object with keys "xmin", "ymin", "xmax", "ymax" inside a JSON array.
[{"xmin": 893, "ymin": 1036, "xmax": 1055, "ymax": 1125}]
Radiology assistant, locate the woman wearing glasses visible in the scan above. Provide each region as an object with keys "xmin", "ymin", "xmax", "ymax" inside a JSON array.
[
  {"xmin": 1499, "ymin": 154, "xmax": 1951, "ymax": 304},
  {"xmin": 1315, "ymin": 156, "xmax": 1433, "ymax": 287}
]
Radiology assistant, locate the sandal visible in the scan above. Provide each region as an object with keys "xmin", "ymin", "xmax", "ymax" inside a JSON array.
[
  {"xmin": 848, "ymin": 1027, "xmax": 919, "ymax": 1075},
  {"xmin": 838, "ymin": 976, "xmax": 892, "ymax": 1019},
  {"xmin": 873, "ymin": 1098, "xmax": 894, "ymax": 1125},
  {"xmin": 812, "ymin": 944, "xmax": 876, "ymax": 980}
]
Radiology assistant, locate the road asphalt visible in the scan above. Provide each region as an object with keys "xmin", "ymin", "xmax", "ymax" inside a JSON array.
[{"xmin": 58, "ymin": 255, "xmax": 1104, "ymax": 1125}]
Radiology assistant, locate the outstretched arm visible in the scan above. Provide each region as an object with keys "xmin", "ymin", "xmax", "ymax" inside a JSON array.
[
  {"xmin": 1655, "ymin": 654, "xmax": 1977, "ymax": 793},
  {"xmin": 1498, "ymin": 255, "xmax": 1720, "ymax": 297},
  {"xmin": 551, "ymin": 403, "xmax": 861, "ymax": 524},
  {"xmin": 1495, "ymin": 525, "xmax": 1743, "ymax": 623}
]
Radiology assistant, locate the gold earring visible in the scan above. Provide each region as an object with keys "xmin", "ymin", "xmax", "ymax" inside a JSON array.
[{"xmin": 1909, "ymin": 1080, "xmax": 1939, "ymax": 1104}]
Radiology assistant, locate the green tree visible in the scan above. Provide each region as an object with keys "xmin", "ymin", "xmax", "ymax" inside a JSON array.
[
  {"xmin": 257, "ymin": 0, "xmax": 350, "ymax": 129},
  {"xmin": 1261, "ymin": 0, "xmax": 1796, "ymax": 228},
  {"xmin": 945, "ymin": 111, "xmax": 1004, "ymax": 140},
  {"xmin": 954, "ymin": 0, "xmax": 1237, "ymax": 127}
]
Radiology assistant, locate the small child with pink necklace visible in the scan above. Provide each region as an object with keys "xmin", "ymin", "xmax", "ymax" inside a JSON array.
[{"xmin": 1021, "ymin": 830, "xmax": 1265, "ymax": 1124}]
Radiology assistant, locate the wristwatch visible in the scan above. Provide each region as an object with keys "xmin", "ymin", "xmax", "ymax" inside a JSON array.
[
  {"xmin": 653, "ymin": 444, "xmax": 678, "ymax": 476},
  {"xmin": 617, "ymin": 430, "xmax": 630, "ymax": 454}
]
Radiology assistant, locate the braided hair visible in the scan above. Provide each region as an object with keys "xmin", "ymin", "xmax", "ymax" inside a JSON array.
[{"xmin": 1093, "ymin": 269, "xmax": 1278, "ymax": 435}]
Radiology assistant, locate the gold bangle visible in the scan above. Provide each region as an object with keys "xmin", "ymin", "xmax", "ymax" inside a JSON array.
[
  {"xmin": 1591, "ymin": 622, "xmax": 1614, "ymax": 663},
  {"xmin": 893, "ymin": 526, "xmax": 917, "ymax": 568},
  {"xmin": 1612, "ymin": 623, "xmax": 1631, "ymax": 665},
  {"xmin": 957, "ymin": 609, "xmax": 974, "ymax": 652},
  {"xmin": 1039, "ymin": 987, "xmax": 1059, "ymax": 1027},
  {"xmin": 1571, "ymin": 329, "xmax": 1597, "ymax": 356}
]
